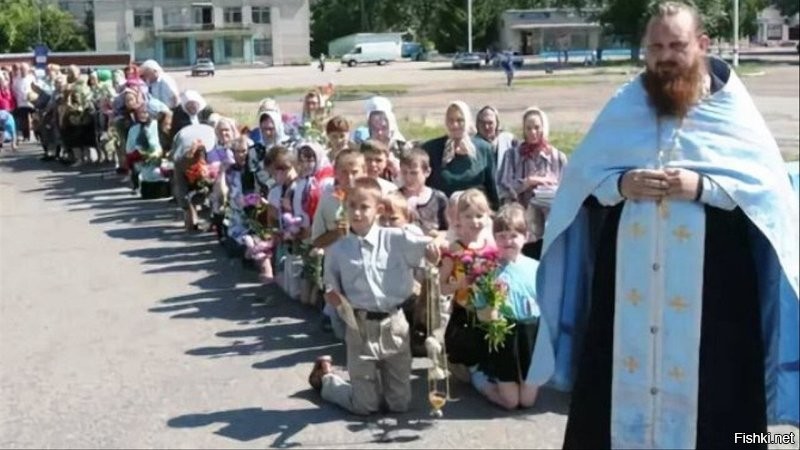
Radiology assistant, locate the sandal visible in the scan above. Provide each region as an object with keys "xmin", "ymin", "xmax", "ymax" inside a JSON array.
[{"xmin": 308, "ymin": 355, "xmax": 333, "ymax": 392}]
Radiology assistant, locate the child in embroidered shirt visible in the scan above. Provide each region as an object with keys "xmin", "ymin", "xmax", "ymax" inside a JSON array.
[
  {"xmin": 469, "ymin": 203, "xmax": 554, "ymax": 410},
  {"xmin": 308, "ymin": 177, "xmax": 441, "ymax": 416}
]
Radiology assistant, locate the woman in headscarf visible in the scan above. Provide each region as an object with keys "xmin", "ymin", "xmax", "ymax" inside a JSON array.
[
  {"xmin": 475, "ymin": 105, "xmax": 517, "ymax": 186},
  {"xmin": 207, "ymin": 116, "xmax": 239, "ymax": 238},
  {"xmin": 301, "ymin": 89, "xmax": 326, "ymax": 132},
  {"xmin": 422, "ymin": 101, "xmax": 499, "ymax": 207},
  {"xmin": 169, "ymin": 90, "xmax": 214, "ymax": 143},
  {"xmin": 60, "ymin": 66, "xmax": 96, "ymax": 165},
  {"xmin": 247, "ymin": 99, "xmax": 286, "ymax": 194},
  {"xmin": 497, "ymin": 107, "xmax": 567, "ymax": 259}
]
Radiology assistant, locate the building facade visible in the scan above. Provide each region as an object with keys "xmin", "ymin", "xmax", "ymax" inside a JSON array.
[
  {"xmin": 754, "ymin": 5, "xmax": 800, "ymax": 44},
  {"xmin": 499, "ymin": 9, "xmax": 603, "ymax": 55},
  {"xmin": 93, "ymin": 0, "xmax": 311, "ymax": 67}
]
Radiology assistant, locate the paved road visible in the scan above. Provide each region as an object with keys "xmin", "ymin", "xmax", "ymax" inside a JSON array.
[
  {"xmin": 0, "ymin": 150, "xmax": 571, "ymax": 448},
  {"xmin": 2, "ymin": 148, "xmax": 799, "ymax": 449}
]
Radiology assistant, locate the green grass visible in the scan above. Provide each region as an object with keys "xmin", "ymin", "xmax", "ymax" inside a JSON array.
[
  {"xmin": 211, "ymin": 113, "xmax": 584, "ymax": 154},
  {"xmin": 515, "ymin": 75, "xmax": 611, "ymax": 88},
  {"xmin": 396, "ymin": 119, "xmax": 585, "ymax": 154},
  {"xmin": 734, "ymin": 63, "xmax": 766, "ymax": 76},
  {"xmin": 210, "ymin": 84, "xmax": 410, "ymax": 102}
]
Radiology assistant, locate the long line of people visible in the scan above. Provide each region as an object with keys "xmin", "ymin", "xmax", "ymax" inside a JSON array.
[{"xmin": 1, "ymin": 60, "xmax": 569, "ymax": 415}]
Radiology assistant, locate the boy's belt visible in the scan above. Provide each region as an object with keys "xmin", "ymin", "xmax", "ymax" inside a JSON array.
[{"xmin": 354, "ymin": 308, "xmax": 399, "ymax": 321}]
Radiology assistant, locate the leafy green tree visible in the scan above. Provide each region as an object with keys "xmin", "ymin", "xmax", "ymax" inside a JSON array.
[
  {"xmin": 0, "ymin": 0, "xmax": 88, "ymax": 53},
  {"xmin": 773, "ymin": 0, "xmax": 799, "ymax": 17}
]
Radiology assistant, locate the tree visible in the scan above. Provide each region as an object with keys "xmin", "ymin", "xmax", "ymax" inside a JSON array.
[
  {"xmin": 773, "ymin": 0, "xmax": 799, "ymax": 17},
  {"xmin": 0, "ymin": 0, "xmax": 88, "ymax": 53},
  {"xmin": 599, "ymin": 0, "xmax": 651, "ymax": 61},
  {"xmin": 310, "ymin": 0, "xmax": 550, "ymax": 56}
]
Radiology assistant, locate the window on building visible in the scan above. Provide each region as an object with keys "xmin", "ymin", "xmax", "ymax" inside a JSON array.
[
  {"xmin": 163, "ymin": 8, "xmax": 183, "ymax": 27},
  {"xmin": 252, "ymin": 6, "xmax": 271, "ymax": 24},
  {"xmin": 224, "ymin": 38, "xmax": 245, "ymax": 59},
  {"xmin": 193, "ymin": 6, "xmax": 213, "ymax": 25},
  {"xmin": 767, "ymin": 23, "xmax": 783, "ymax": 40},
  {"xmin": 253, "ymin": 38, "xmax": 272, "ymax": 56},
  {"xmin": 224, "ymin": 7, "xmax": 242, "ymax": 24},
  {"xmin": 164, "ymin": 39, "xmax": 188, "ymax": 60},
  {"xmin": 134, "ymin": 9, "xmax": 154, "ymax": 28}
]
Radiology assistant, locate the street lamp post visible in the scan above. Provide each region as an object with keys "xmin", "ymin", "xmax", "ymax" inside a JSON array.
[
  {"xmin": 37, "ymin": 0, "xmax": 42, "ymax": 44},
  {"xmin": 467, "ymin": 0, "xmax": 473, "ymax": 53},
  {"xmin": 733, "ymin": 0, "xmax": 740, "ymax": 67}
]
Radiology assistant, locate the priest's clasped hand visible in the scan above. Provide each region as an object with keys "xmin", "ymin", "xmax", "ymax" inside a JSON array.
[{"xmin": 620, "ymin": 168, "xmax": 701, "ymax": 202}]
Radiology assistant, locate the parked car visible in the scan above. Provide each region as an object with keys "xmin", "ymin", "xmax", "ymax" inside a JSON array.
[
  {"xmin": 451, "ymin": 52, "xmax": 483, "ymax": 69},
  {"xmin": 491, "ymin": 51, "xmax": 524, "ymax": 69},
  {"xmin": 191, "ymin": 58, "xmax": 215, "ymax": 77}
]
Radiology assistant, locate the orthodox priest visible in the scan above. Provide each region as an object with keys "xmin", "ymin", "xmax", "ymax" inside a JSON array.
[{"xmin": 536, "ymin": 2, "xmax": 799, "ymax": 448}]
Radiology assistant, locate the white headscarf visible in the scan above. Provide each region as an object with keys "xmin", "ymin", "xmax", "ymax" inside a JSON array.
[
  {"xmin": 521, "ymin": 106, "xmax": 551, "ymax": 142},
  {"xmin": 442, "ymin": 101, "xmax": 477, "ymax": 165},
  {"xmin": 364, "ymin": 96, "xmax": 406, "ymax": 143},
  {"xmin": 256, "ymin": 109, "xmax": 287, "ymax": 147},
  {"xmin": 140, "ymin": 60, "xmax": 163, "ymax": 75},
  {"xmin": 180, "ymin": 90, "xmax": 207, "ymax": 124}
]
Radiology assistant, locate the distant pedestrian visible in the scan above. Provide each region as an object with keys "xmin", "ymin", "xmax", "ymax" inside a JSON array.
[
  {"xmin": 501, "ymin": 52, "xmax": 514, "ymax": 87},
  {"xmin": 318, "ymin": 54, "xmax": 326, "ymax": 72}
]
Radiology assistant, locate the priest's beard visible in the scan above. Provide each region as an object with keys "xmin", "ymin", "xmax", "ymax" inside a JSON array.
[{"xmin": 643, "ymin": 57, "xmax": 706, "ymax": 118}]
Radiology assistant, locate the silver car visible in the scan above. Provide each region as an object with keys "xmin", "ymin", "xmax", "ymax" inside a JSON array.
[
  {"xmin": 191, "ymin": 58, "xmax": 215, "ymax": 77},
  {"xmin": 451, "ymin": 52, "xmax": 483, "ymax": 69}
]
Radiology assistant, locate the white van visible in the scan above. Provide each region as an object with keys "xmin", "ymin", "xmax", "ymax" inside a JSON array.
[{"xmin": 342, "ymin": 41, "xmax": 401, "ymax": 67}]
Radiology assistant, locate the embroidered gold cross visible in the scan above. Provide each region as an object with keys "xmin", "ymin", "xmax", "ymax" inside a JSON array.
[
  {"xmin": 673, "ymin": 225, "xmax": 692, "ymax": 242},
  {"xmin": 669, "ymin": 295, "xmax": 689, "ymax": 312},
  {"xmin": 630, "ymin": 222, "xmax": 646, "ymax": 238},
  {"xmin": 626, "ymin": 289, "xmax": 643, "ymax": 306},
  {"xmin": 623, "ymin": 356, "xmax": 639, "ymax": 374},
  {"xmin": 669, "ymin": 366, "xmax": 684, "ymax": 382}
]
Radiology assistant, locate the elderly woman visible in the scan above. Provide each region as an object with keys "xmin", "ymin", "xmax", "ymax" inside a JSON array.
[
  {"xmin": 360, "ymin": 96, "xmax": 409, "ymax": 181},
  {"xmin": 60, "ymin": 65, "xmax": 96, "ymax": 165},
  {"xmin": 475, "ymin": 105, "xmax": 517, "ymax": 183},
  {"xmin": 301, "ymin": 89, "xmax": 325, "ymax": 131},
  {"xmin": 247, "ymin": 99, "xmax": 287, "ymax": 194},
  {"xmin": 171, "ymin": 123, "xmax": 217, "ymax": 231},
  {"xmin": 497, "ymin": 107, "xmax": 567, "ymax": 259},
  {"xmin": 422, "ymin": 101, "xmax": 499, "ymax": 207},
  {"xmin": 169, "ymin": 90, "xmax": 213, "ymax": 143}
]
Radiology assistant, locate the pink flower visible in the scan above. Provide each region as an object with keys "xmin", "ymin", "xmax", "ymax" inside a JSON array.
[
  {"xmin": 461, "ymin": 254, "xmax": 474, "ymax": 266},
  {"xmin": 242, "ymin": 193, "xmax": 262, "ymax": 208}
]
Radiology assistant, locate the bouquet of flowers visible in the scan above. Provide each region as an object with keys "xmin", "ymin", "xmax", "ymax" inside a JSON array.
[
  {"xmin": 462, "ymin": 247, "xmax": 515, "ymax": 353},
  {"xmin": 299, "ymin": 243, "xmax": 324, "ymax": 288},
  {"xmin": 241, "ymin": 192, "xmax": 275, "ymax": 240}
]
